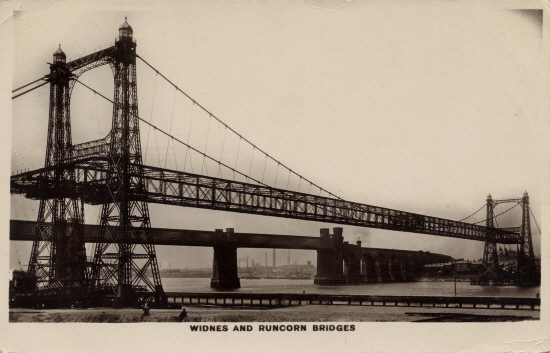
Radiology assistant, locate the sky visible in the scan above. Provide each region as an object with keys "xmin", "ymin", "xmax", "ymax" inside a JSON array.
[{"xmin": 7, "ymin": 2, "xmax": 548, "ymax": 270}]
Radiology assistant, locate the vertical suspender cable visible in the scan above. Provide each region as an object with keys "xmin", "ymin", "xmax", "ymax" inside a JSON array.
[
  {"xmin": 136, "ymin": 55, "xmax": 342, "ymax": 199},
  {"xmin": 164, "ymin": 87, "xmax": 178, "ymax": 169},
  {"xmin": 74, "ymin": 78, "xmax": 271, "ymax": 188},
  {"xmin": 286, "ymin": 169, "xmax": 291, "ymax": 190},
  {"xmin": 274, "ymin": 163, "xmax": 280, "ymax": 188},
  {"xmin": 144, "ymin": 73, "xmax": 159, "ymax": 161},
  {"xmin": 201, "ymin": 115, "xmax": 212, "ymax": 175},
  {"xmin": 234, "ymin": 137, "xmax": 242, "ymax": 180},
  {"xmin": 248, "ymin": 147, "xmax": 255, "ymax": 181},
  {"xmin": 261, "ymin": 154, "xmax": 267, "ymax": 183},
  {"xmin": 218, "ymin": 126, "xmax": 227, "ymax": 178},
  {"xmin": 184, "ymin": 103, "xmax": 195, "ymax": 173}
]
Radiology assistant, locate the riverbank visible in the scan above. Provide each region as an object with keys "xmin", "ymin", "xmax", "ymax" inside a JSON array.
[{"xmin": 9, "ymin": 304, "xmax": 539, "ymax": 323}]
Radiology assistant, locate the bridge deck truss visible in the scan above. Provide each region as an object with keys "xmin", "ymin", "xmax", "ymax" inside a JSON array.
[{"xmin": 11, "ymin": 157, "xmax": 521, "ymax": 244}]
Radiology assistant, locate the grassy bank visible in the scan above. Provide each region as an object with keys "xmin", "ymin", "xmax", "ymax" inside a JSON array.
[{"xmin": 9, "ymin": 304, "xmax": 540, "ymax": 323}]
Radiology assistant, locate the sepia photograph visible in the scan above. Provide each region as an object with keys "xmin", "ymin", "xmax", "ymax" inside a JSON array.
[{"xmin": 1, "ymin": 0, "xmax": 549, "ymax": 352}]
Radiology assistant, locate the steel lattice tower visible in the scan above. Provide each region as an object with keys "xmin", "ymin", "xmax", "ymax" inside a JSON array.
[
  {"xmin": 27, "ymin": 46, "xmax": 88, "ymax": 289},
  {"xmin": 481, "ymin": 192, "xmax": 539, "ymax": 285},
  {"xmin": 26, "ymin": 19, "xmax": 165, "ymax": 305},
  {"xmin": 482, "ymin": 194, "xmax": 499, "ymax": 277},
  {"xmin": 90, "ymin": 19, "xmax": 164, "ymax": 305},
  {"xmin": 517, "ymin": 191, "xmax": 538, "ymax": 284}
]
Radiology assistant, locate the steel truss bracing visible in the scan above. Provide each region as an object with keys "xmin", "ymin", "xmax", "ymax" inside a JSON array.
[
  {"xmin": 482, "ymin": 195, "xmax": 499, "ymax": 277},
  {"xmin": 481, "ymin": 193, "xmax": 539, "ymax": 285},
  {"xmin": 27, "ymin": 52, "xmax": 88, "ymax": 290},
  {"xmin": 87, "ymin": 29, "xmax": 164, "ymax": 305},
  {"xmin": 12, "ymin": 159, "xmax": 521, "ymax": 244},
  {"xmin": 511, "ymin": 193, "xmax": 537, "ymax": 284},
  {"xmin": 22, "ymin": 21, "xmax": 164, "ymax": 305}
]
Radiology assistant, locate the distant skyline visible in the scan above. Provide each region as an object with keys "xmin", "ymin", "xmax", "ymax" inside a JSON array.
[{"xmin": 9, "ymin": 4, "xmax": 545, "ymax": 270}]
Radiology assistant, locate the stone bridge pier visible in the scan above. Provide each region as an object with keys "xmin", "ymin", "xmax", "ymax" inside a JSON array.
[
  {"xmin": 315, "ymin": 227, "xmax": 427, "ymax": 285},
  {"xmin": 201, "ymin": 226, "xmax": 445, "ymax": 288},
  {"xmin": 314, "ymin": 228, "xmax": 347, "ymax": 285},
  {"xmin": 210, "ymin": 228, "xmax": 240, "ymax": 289}
]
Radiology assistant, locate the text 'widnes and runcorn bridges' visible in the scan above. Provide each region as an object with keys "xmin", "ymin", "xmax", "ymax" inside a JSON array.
[{"xmin": 10, "ymin": 19, "xmax": 538, "ymax": 305}]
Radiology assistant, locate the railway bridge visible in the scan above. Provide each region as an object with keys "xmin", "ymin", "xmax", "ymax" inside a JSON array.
[{"xmin": 10, "ymin": 220, "xmax": 453, "ymax": 288}]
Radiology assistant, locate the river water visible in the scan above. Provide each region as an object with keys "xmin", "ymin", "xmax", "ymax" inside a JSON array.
[{"xmin": 161, "ymin": 278, "xmax": 540, "ymax": 298}]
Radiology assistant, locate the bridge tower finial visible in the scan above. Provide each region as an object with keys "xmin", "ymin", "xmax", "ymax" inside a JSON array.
[
  {"xmin": 53, "ymin": 44, "xmax": 66, "ymax": 63},
  {"xmin": 118, "ymin": 16, "xmax": 133, "ymax": 41}
]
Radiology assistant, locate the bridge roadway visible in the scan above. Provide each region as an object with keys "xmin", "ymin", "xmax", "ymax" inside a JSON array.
[
  {"xmin": 10, "ymin": 220, "xmax": 453, "ymax": 287},
  {"xmin": 10, "ymin": 157, "xmax": 521, "ymax": 244}
]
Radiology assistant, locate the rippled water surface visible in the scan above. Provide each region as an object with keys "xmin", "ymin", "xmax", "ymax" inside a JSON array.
[{"xmin": 161, "ymin": 277, "xmax": 540, "ymax": 298}]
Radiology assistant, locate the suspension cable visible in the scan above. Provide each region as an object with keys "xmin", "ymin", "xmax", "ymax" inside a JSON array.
[
  {"xmin": 475, "ymin": 203, "xmax": 520, "ymax": 225},
  {"xmin": 136, "ymin": 54, "xmax": 341, "ymax": 200},
  {"xmin": 530, "ymin": 208, "xmax": 541, "ymax": 234},
  {"xmin": 12, "ymin": 81, "xmax": 49, "ymax": 100},
  {"xmin": 458, "ymin": 204, "xmax": 486, "ymax": 222},
  {"xmin": 12, "ymin": 76, "xmax": 47, "ymax": 93},
  {"xmin": 74, "ymin": 78, "xmax": 269, "ymax": 187}
]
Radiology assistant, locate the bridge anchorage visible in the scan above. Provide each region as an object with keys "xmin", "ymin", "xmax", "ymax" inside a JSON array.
[{"xmin": 10, "ymin": 20, "xmax": 539, "ymax": 308}]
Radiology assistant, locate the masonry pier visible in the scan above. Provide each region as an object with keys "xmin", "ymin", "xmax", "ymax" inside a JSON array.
[
  {"xmin": 211, "ymin": 228, "xmax": 240, "ymax": 289},
  {"xmin": 11, "ymin": 221, "xmax": 457, "ymax": 295},
  {"xmin": 314, "ymin": 228, "xmax": 347, "ymax": 285}
]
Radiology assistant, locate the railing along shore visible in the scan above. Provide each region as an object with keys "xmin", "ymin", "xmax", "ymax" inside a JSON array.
[{"xmin": 164, "ymin": 292, "xmax": 540, "ymax": 310}]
